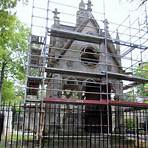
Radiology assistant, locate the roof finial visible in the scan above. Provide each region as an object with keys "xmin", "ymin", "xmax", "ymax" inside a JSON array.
[
  {"xmin": 79, "ymin": 0, "xmax": 85, "ymax": 10},
  {"xmin": 87, "ymin": 0, "xmax": 93, "ymax": 11},
  {"xmin": 116, "ymin": 29, "xmax": 119, "ymax": 40},
  {"xmin": 52, "ymin": 8, "xmax": 60, "ymax": 27},
  {"xmin": 103, "ymin": 19, "xmax": 109, "ymax": 30},
  {"xmin": 116, "ymin": 29, "xmax": 121, "ymax": 56},
  {"xmin": 53, "ymin": 8, "xmax": 60, "ymax": 19}
]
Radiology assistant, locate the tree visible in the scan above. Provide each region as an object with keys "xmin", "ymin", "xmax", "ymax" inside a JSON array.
[
  {"xmin": 125, "ymin": 90, "xmax": 136, "ymax": 102},
  {"xmin": 135, "ymin": 62, "xmax": 148, "ymax": 97},
  {"xmin": 2, "ymin": 79, "xmax": 24, "ymax": 103},
  {"xmin": 136, "ymin": 0, "xmax": 147, "ymax": 6},
  {"xmin": 0, "ymin": 0, "xmax": 20, "ymax": 10},
  {"xmin": 121, "ymin": 0, "xmax": 148, "ymax": 6},
  {"xmin": 2, "ymin": 79, "xmax": 15, "ymax": 103},
  {"xmin": 0, "ymin": 2, "xmax": 29, "ymax": 103}
]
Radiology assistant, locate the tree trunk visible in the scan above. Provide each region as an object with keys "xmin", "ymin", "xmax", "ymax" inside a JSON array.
[{"xmin": 0, "ymin": 61, "xmax": 7, "ymax": 103}]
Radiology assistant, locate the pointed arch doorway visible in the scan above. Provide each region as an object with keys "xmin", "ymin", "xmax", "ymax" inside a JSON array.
[{"xmin": 83, "ymin": 81, "xmax": 112, "ymax": 133}]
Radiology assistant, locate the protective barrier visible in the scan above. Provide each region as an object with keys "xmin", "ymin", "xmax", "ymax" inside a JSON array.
[{"xmin": 0, "ymin": 99, "xmax": 148, "ymax": 148}]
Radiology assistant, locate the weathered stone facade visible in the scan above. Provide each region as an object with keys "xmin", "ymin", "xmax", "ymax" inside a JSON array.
[
  {"xmin": 45, "ymin": 1, "xmax": 124, "ymax": 140},
  {"xmin": 47, "ymin": 0, "xmax": 123, "ymax": 101}
]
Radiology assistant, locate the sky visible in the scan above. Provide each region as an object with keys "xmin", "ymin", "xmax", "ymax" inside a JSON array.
[
  {"xmin": 15, "ymin": 0, "xmax": 148, "ymax": 71},
  {"xmin": 16, "ymin": 0, "xmax": 146, "ymax": 28}
]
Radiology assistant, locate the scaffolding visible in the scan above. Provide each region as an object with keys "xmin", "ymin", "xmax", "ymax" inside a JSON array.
[
  {"xmin": 25, "ymin": 0, "xmax": 148, "ymax": 102},
  {"xmin": 25, "ymin": 0, "xmax": 50, "ymax": 100},
  {"xmin": 23, "ymin": 0, "xmax": 148, "ymax": 147}
]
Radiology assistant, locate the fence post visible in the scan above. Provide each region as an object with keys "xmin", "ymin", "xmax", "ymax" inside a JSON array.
[
  {"xmin": 136, "ymin": 115, "xmax": 139, "ymax": 148},
  {"xmin": 38, "ymin": 101, "xmax": 45, "ymax": 148}
]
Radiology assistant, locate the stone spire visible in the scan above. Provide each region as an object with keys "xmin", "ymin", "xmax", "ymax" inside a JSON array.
[
  {"xmin": 52, "ymin": 8, "xmax": 60, "ymax": 27},
  {"xmin": 76, "ymin": 0, "xmax": 86, "ymax": 26},
  {"xmin": 103, "ymin": 19, "xmax": 109, "ymax": 31},
  {"xmin": 87, "ymin": 0, "xmax": 93, "ymax": 11},
  {"xmin": 116, "ymin": 29, "xmax": 121, "ymax": 65},
  {"xmin": 103, "ymin": 19, "xmax": 110, "ymax": 37},
  {"xmin": 116, "ymin": 29, "xmax": 120, "ymax": 55},
  {"xmin": 79, "ymin": 0, "xmax": 85, "ymax": 10}
]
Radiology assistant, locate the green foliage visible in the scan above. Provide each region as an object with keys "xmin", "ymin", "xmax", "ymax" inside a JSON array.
[
  {"xmin": 0, "ymin": 0, "xmax": 20, "ymax": 10},
  {"xmin": 125, "ymin": 118, "xmax": 136, "ymax": 129},
  {"xmin": 0, "ymin": 6, "xmax": 29, "ymax": 102},
  {"xmin": 125, "ymin": 90, "xmax": 136, "ymax": 102},
  {"xmin": 1, "ymin": 133, "xmax": 33, "ymax": 143},
  {"xmin": 2, "ymin": 79, "xmax": 15, "ymax": 102},
  {"xmin": 135, "ymin": 62, "xmax": 148, "ymax": 79},
  {"xmin": 0, "ymin": 11, "xmax": 29, "ymax": 79},
  {"xmin": 2, "ymin": 79, "xmax": 23, "ymax": 103},
  {"xmin": 0, "ymin": 11, "xmax": 29, "ymax": 54},
  {"xmin": 135, "ymin": 62, "xmax": 148, "ymax": 97}
]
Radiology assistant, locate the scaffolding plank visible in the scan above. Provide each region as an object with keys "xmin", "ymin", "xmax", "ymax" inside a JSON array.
[
  {"xmin": 46, "ymin": 67, "xmax": 105, "ymax": 78},
  {"xmin": 46, "ymin": 67, "xmax": 148, "ymax": 83},
  {"xmin": 105, "ymin": 71, "xmax": 148, "ymax": 83},
  {"xmin": 49, "ymin": 28, "xmax": 103, "ymax": 44},
  {"xmin": 49, "ymin": 28, "xmax": 148, "ymax": 50}
]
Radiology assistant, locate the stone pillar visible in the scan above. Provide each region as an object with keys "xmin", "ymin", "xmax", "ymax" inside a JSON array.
[
  {"xmin": 47, "ymin": 74, "xmax": 62, "ymax": 135},
  {"xmin": 114, "ymin": 81, "xmax": 124, "ymax": 133}
]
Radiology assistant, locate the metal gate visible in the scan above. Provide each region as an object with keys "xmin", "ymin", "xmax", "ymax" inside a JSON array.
[{"xmin": 0, "ymin": 99, "xmax": 148, "ymax": 148}]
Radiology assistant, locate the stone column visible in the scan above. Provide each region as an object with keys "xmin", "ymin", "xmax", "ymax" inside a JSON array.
[{"xmin": 114, "ymin": 81, "xmax": 124, "ymax": 133}]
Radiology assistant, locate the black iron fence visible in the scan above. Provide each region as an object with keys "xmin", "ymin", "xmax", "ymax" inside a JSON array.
[{"xmin": 0, "ymin": 99, "xmax": 148, "ymax": 148}]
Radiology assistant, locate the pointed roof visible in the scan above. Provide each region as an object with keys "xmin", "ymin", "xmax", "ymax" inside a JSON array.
[
  {"xmin": 55, "ymin": 19, "xmax": 122, "ymax": 69},
  {"xmin": 51, "ymin": 1, "xmax": 122, "ymax": 70},
  {"xmin": 87, "ymin": 0, "xmax": 93, "ymax": 11},
  {"xmin": 79, "ymin": 0, "xmax": 85, "ymax": 10},
  {"xmin": 56, "ymin": 14, "xmax": 100, "ymax": 62}
]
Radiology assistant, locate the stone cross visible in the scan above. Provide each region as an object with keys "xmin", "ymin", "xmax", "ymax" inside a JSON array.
[{"xmin": 52, "ymin": 8, "xmax": 60, "ymax": 19}]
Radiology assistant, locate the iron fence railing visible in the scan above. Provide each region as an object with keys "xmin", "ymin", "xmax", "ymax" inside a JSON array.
[{"xmin": 0, "ymin": 99, "xmax": 148, "ymax": 148}]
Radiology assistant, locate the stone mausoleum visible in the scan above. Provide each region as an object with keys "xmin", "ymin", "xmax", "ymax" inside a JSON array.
[{"xmin": 46, "ymin": 0, "xmax": 123, "ymax": 136}]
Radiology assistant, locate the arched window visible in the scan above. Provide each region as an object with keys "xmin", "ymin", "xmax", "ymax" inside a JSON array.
[{"xmin": 81, "ymin": 46, "xmax": 99, "ymax": 66}]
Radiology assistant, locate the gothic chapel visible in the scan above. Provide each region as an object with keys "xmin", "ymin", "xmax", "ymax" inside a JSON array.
[{"xmin": 46, "ymin": 0, "xmax": 123, "ymax": 133}]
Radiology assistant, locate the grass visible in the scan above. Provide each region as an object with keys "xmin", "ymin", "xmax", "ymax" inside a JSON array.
[
  {"xmin": 0, "ymin": 144, "xmax": 4, "ymax": 148},
  {"xmin": 0, "ymin": 133, "xmax": 34, "ymax": 148},
  {"xmin": 1, "ymin": 133, "xmax": 33, "ymax": 142}
]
